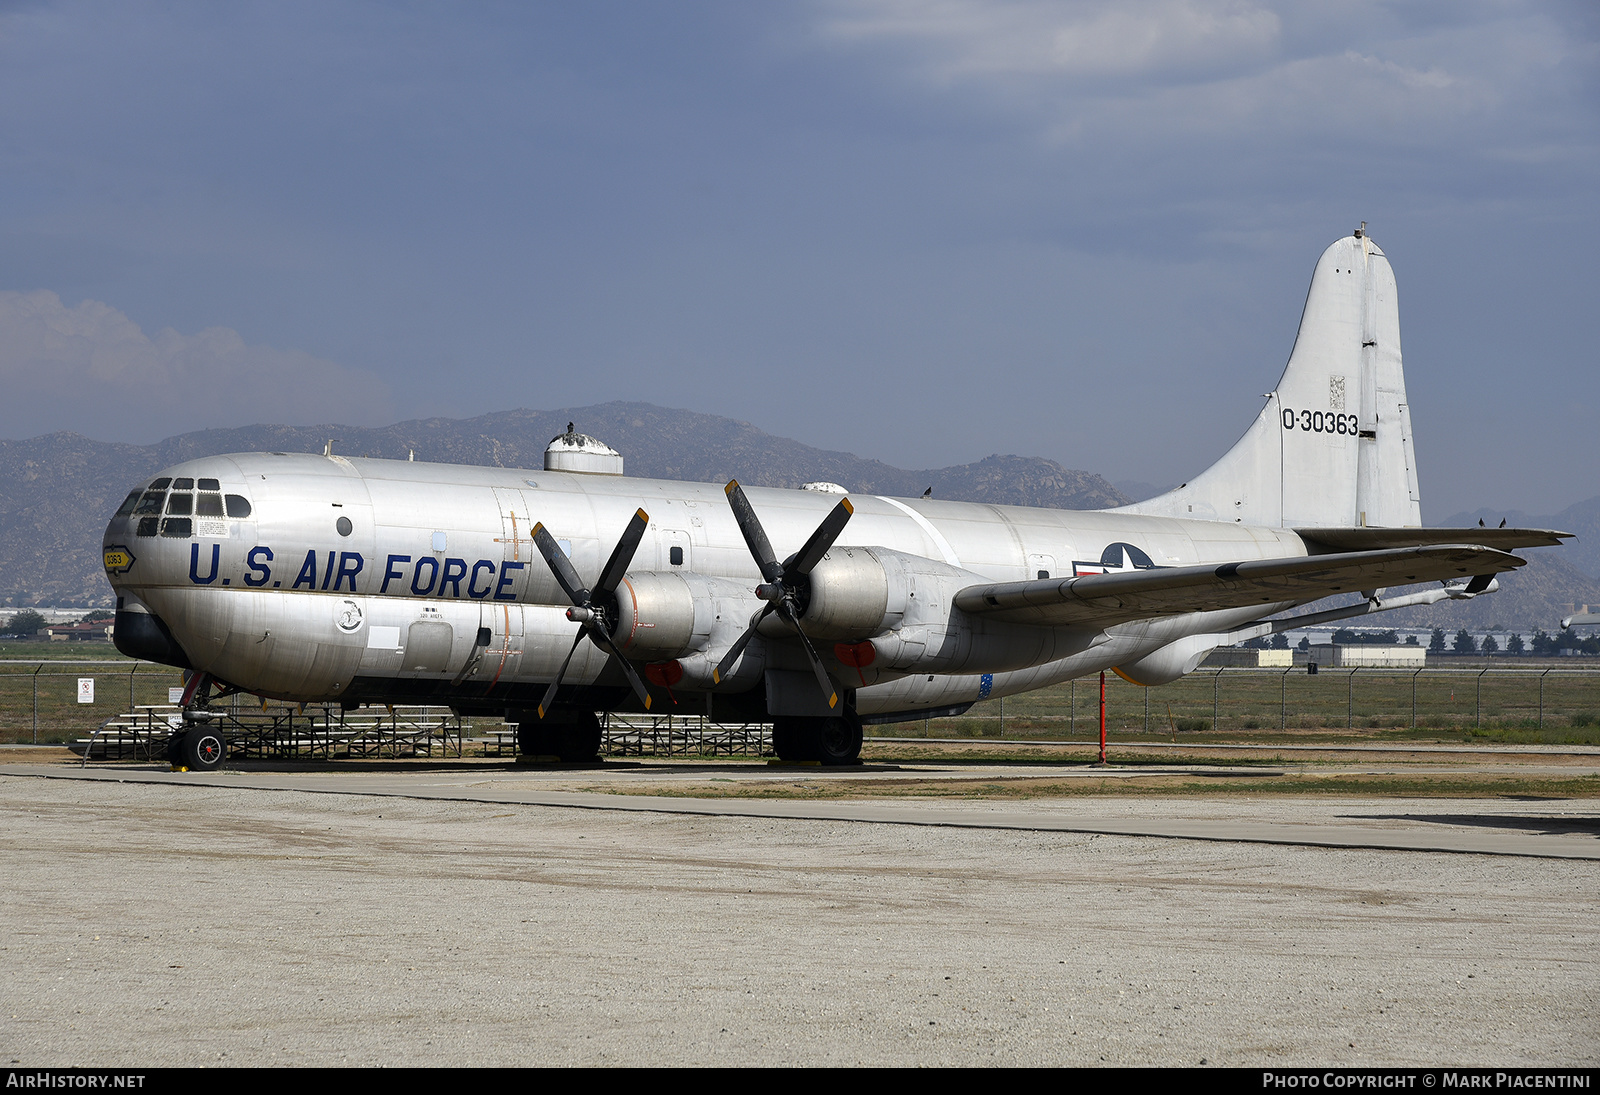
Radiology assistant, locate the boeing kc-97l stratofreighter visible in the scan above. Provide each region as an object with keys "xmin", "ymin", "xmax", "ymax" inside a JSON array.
[{"xmin": 100, "ymin": 230, "xmax": 1568, "ymax": 770}]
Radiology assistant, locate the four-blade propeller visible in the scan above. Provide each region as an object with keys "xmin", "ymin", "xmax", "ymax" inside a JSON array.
[
  {"xmin": 531, "ymin": 508, "xmax": 654, "ymax": 719},
  {"xmin": 713, "ymin": 480, "xmax": 853, "ymax": 709}
]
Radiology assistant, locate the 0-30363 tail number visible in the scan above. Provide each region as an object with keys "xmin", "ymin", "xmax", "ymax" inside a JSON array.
[{"xmin": 1282, "ymin": 408, "xmax": 1358, "ymax": 435}]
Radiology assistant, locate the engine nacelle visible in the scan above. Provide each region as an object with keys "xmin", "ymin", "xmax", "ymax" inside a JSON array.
[
  {"xmin": 612, "ymin": 571, "xmax": 707, "ymax": 659},
  {"xmin": 796, "ymin": 545, "xmax": 893, "ymax": 639},
  {"xmin": 1111, "ymin": 633, "xmax": 1224, "ymax": 687}
]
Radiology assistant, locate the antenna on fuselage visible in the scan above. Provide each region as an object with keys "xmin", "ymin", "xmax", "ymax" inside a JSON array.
[
  {"xmin": 408, "ymin": 449, "xmax": 415, "ymax": 462},
  {"xmin": 323, "ymin": 439, "xmax": 340, "ymax": 457}
]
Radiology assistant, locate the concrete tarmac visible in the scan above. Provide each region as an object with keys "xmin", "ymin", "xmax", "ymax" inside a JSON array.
[{"xmin": 1, "ymin": 762, "xmax": 1596, "ymax": 1066}]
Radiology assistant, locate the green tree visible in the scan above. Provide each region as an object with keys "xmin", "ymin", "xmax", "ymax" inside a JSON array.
[
  {"xmin": 1506, "ymin": 633, "xmax": 1525, "ymax": 655},
  {"xmin": 1270, "ymin": 633, "xmax": 1289, "ymax": 650},
  {"xmin": 1480, "ymin": 633, "xmax": 1499, "ymax": 653},
  {"xmin": 1453, "ymin": 628, "xmax": 1477, "ymax": 654},
  {"xmin": 1428, "ymin": 627, "xmax": 1446, "ymax": 653},
  {"xmin": 4, "ymin": 609, "xmax": 46, "ymax": 635}
]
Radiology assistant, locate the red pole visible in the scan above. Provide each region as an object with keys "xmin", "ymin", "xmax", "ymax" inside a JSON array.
[{"xmin": 1098, "ymin": 670, "xmax": 1107, "ymax": 765}]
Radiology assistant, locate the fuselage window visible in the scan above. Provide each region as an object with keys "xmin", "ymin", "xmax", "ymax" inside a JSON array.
[
  {"xmin": 148, "ymin": 478, "xmax": 172, "ymax": 491},
  {"xmin": 134, "ymin": 491, "xmax": 165, "ymax": 516},
  {"xmin": 161, "ymin": 517, "xmax": 192, "ymax": 538},
  {"xmin": 225, "ymin": 495, "xmax": 253, "ymax": 518},
  {"xmin": 114, "ymin": 491, "xmax": 141, "ymax": 518},
  {"xmin": 197, "ymin": 478, "xmax": 220, "ymax": 492},
  {"xmin": 669, "ymin": 545, "xmax": 684, "ymax": 566},
  {"xmin": 136, "ymin": 517, "xmax": 159, "ymax": 537},
  {"xmin": 196, "ymin": 493, "xmax": 224, "ymax": 516},
  {"xmin": 172, "ymin": 478, "xmax": 194, "ymax": 490},
  {"xmin": 166, "ymin": 493, "xmax": 193, "ymax": 515}
]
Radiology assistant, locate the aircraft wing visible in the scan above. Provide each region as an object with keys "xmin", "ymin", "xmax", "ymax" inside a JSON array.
[
  {"xmin": 952, "ymin": 544, "xmax": 1525, "ymax": 629},
  {"xmin": 1295, "ymin": 527, "xmax": 1570, "ymax": 553}
]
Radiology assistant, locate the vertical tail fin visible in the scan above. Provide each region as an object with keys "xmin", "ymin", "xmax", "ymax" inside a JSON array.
[{"xmin": 1114, "ymin": 232, "xmax": 1422, "ymax": 529}]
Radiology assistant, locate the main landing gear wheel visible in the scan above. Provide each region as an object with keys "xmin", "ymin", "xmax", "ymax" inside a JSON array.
[
  {"xmin": 179, "ymin": 725, "xmax": 227, "ymax": 772},
  {"xmin": 517, "ymin": 711, "xmax": 602, "ymax": 764},
  {"xmin": 166, "ymin": 731, "xmax": 187, "ymax": 767},
  {"xmin": 771, "ymin": 713, "xmax": 863, "ymax": 766}
]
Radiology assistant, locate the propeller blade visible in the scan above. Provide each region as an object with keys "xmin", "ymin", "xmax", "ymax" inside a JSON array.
[
  {"xmin": 712, "ymin": 603, "xmax": 774, "ymax": 685},
  {"xmin": 594, "ymin": 508, "xmax": 649, "ymax": 596},
  {"xmin": 784, "ymin": 497, "xmax": 854, "ymax": 579},
  {"xmin": 724, "ymin": 480, "xmax": 783, "ymax": 583},
  {"xmin": 591, "ymin": 627, "xmax": 654, "ymax": 711},
  {"xmin": 531, "ymin": 523, "xmax": 588, "ymax": 607},
  {"xmin": 776, "ymin": 601, "xmax": 839, "ymax": 710},
  {"xmin": 538, "ymin": 630, "xmax": 587, "ymax": 719}
]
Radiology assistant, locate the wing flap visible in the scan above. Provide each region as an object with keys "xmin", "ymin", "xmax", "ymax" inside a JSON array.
[
  {"xmin": 1296, "ymin": 527, "xmax": 1569, "ymax": 553},
  {"xmin": 953, "ymin": 544, "xmax": 1525, "ymax": 629}
]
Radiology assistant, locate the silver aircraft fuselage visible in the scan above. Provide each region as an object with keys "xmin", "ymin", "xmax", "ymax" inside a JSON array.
[{"xmin": 101, "ymin": 451, "xmax": 1306, "ymax": 720}]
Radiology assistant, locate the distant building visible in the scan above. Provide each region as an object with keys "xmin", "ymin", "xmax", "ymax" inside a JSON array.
[
  {"xmin": 46, "ymin": 622, "xmax": 112, "ymax": 642},
  {"xmin": 1302, "ymin": 644, "xmax": 1426, "ymax": 669}
]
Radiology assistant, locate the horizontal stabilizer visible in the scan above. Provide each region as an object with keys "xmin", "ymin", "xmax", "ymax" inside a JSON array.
[
  {"xmin": 953, "ymin": 544, "xmax": 1525, "ymax": 630},
  {"xmin": 1296, "ymin": 526, "xmax": 1569, "ymax": 554}
]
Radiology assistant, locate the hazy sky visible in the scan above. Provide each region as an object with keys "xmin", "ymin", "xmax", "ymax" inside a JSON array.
[{"xmin": 1, "ymin": 1, "xmax": 1595, "ymax": 518}]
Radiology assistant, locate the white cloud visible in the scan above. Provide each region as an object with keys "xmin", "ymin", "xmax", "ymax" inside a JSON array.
[
  {"xmin": 814, "ymin": 0, "xmax": 1586, "ymax": 151},
  {"xmin": 823, "ymin": 0, "xmax": 1282, "ymax": 81},
  {"xmin": 0, "ymin": 290, "xmax": 394, "ymax": 439}
]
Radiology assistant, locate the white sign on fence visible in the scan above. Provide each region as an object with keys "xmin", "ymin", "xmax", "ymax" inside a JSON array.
[
  {"xmin": 77, "ymin": 678, "xmax": 94, "ymax": 704},
  {"xmin": 169, "ymin": 687, "xmax": 185, "ymax": 704}
]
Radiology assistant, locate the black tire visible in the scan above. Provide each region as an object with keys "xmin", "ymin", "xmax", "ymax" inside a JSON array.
[
  {"xmin": 516, "ymin": 721, "xmax": 555, "ymax": 759},
  {"xmin": 557, "ymin": 711, "xmax": 602, "ymax": 763},
  {"xmin": 818, "ymin": 712, "xmax": 864, "ymax": 767},
  {"xmin": 771, "ymin": 717, "xmax": 819, "ymax": 762},
  {"xmin": 166, "ymin": 730, "xmax": 188, "ymax": 766},
  {"xmin": 179, "ymin": 725, "xmax": 226, "ymax": 771}
]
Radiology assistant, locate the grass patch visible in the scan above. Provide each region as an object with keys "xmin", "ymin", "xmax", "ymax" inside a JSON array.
[{"xmin": 585, "ymin": 772, "xmax": 1600, "ymax": 801}]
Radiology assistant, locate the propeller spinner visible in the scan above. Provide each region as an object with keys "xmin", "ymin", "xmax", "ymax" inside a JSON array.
[
  {"xmin": 713, "ymin": 480, "xmax": 854, "ymax": 708},
  {"xmin": 531, "ymin": 509, "xmax": 654, "ymax": 719}
]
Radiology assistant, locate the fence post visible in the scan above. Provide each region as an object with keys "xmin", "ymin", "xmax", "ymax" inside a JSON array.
[
  {"xmin": 1070, "ymin": 679, "xmax": 1075, "ymax": 736},
  {"xmin": 128, "ymin": 663, "xmax": 138, "ymax": 713},
  {"xmin": 1411, "ymin": 667, "xmax": 1423, "ymax": 728},
  {"xmin": 1281, "ymin": 667, "xmax": 1290, "ymax": 730},
  {"xmin": 1476, "ymin": 667, "xmax": 1488, "ymax": 728},
  {"xmin": 1348, "ymin": 667, "xmax": 1358, "ymax": 728},
  {"xmin": 1213, "ymin": 669, "xmax": 1221, "ymax": 732},
  {"xmin": 1539, "ymin": 668, "xmax": 1551, "ymax": 728},
  {"xmin": 999, "ymin": 695, "xmax": 1004, "ymax": 738},
  {"xmin": 1144, "ymin": 685, "xmax": 1149, "ymax": 733},
  {"xmin": 33, "ymin": 659, "xmax": 44, "ymax": 742}
]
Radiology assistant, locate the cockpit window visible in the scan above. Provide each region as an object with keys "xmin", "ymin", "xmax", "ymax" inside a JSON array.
[
  {"xmin": 136, "ymin": 517, "xmax": 159, "ymax": 537},
  {"xmin": 149, "ymin": 478, "xmax": 172, "ymax": 491},
  {"xmin": 196, "ymin": 492, "xmax": 224, "ymax": 516},
  {"xmin": 160, "ymin": 518, "xmax": 191, "ymax": 538},
  {"xmin": 114, "ymin": 491, "xmax": 141, "ymax": 518},
  {"xmin": 198, "ymin": 478, "xmax": 220, "ymax": 492},
  {"xmin": 172, "ymin": 478, "xmax": 194, "ymax": 490},
  {"xmin": 134, "ymin": 491, "xmax": 165, "ymax": 515},
  {"xmin": 225, "ymin": 495, "xmax": 253, "ymax": 518},
  {"xmin": 166, "ymin": 493, "xmax": 193, "ymax": 515}
]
